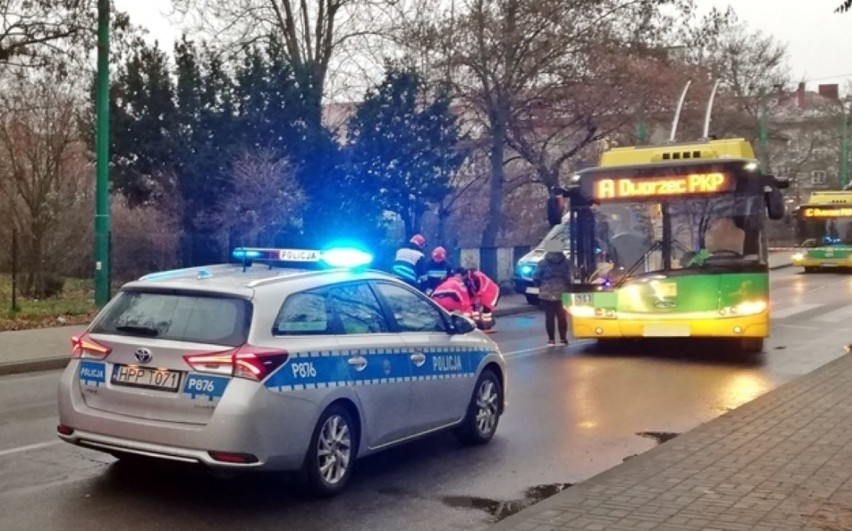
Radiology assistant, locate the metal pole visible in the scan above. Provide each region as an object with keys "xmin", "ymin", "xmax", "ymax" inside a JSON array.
[
  {"xmin": 669, "ymin": 80, "xmax": 692, "ymax": 143},
  {"xmin": 95, "ymin": 0, "xmax": 111, "ymax": 306},
  {"xmin": 758, "ymin": 87, "xmax": 769, "ymax": 173},
  {"xmin": 636, "ymin": 117, "xmax": 647, "ymax": 145},
  {"xmin": 10, "ymin": 225, "xmax": 17, "ymax": 312},
  {"xmin": 841, "ymin": 103, "xmax": 849, "ymax": 189}
]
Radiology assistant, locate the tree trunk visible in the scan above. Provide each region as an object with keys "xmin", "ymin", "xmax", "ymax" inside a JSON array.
[{"xmin": 481, "ymin": 107, "xmax": 507, "ymax": 248}]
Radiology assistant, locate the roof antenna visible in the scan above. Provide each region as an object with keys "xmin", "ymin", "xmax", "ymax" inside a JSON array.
[
  {"xmin": 669, "ymin": 80, "xmax": 692, "ymax": 143},
  {"xmin": 702, "ymin": 79, "xmax": 722, "ymax": 139}
]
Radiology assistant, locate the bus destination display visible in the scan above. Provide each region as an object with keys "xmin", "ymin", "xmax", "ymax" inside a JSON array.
[
  {"xmin": 801, "ymin": 207, "xmax": 852, "ymax": 218},
  {"xmin": 593, "ymin": 172, "xmax": 734, "ymax": 201}
]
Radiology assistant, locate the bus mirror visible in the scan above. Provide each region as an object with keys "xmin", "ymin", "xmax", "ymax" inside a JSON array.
[
  {"xmin": 547, "ymin": 196, "xmax": 563, "ymax": 226},
  {"xmin": 766, "ymin": 187, "xmax": 785, "ymax": 220}
]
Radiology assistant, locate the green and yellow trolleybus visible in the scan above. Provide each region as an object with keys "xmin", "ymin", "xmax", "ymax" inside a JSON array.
[
  {"xmin": 553, "ymin": 138, "xmax": 787, "ymax": 352},
  {"xmin": 792, "ymin": 191, "xmax": 852, "ymax": 272}
]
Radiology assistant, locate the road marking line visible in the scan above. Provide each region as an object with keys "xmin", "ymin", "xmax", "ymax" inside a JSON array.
[
  {"xmin": 771, "ymin": 303, "xmax": 824, "ymax": 319},
  {"xmin": 503, "ymin": 340, "xmax": 594, "ymax": 359},
  {"xmin": 0, "ymin": 441, "xmax": 61, "ymax": 458},
  {"xmin": 774, "ymin": 323, "xmax": 819, "ymax": 330}
]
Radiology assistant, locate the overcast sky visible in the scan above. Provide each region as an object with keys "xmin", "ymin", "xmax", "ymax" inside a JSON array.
[{"xmin": 115, "ymin": 0, "xmax": 852, "ymax": 89}]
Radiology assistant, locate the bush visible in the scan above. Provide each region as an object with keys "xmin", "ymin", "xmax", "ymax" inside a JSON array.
[{"xmin": 111, "ymin": 194, "xmax": 183, "ymax": 282}]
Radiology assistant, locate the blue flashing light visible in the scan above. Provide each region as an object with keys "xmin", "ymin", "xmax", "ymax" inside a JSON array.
[
  {"xmin": 321, "ymin": 248, "xmax": 374, "ymax": 269},
  {"xmin": 232, "ymin": 248, "xmax": 263, "ymax": 260}
]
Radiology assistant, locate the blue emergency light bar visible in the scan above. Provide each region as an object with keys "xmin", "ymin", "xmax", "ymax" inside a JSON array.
[{"xmin": 231, "ymin": 246, "xmax": 373, "ymax": 269}]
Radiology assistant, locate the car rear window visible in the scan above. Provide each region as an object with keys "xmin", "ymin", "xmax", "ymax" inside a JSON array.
[{"xmin": 90, "ymin": 290, "xmax": 252, "ymax": 347}]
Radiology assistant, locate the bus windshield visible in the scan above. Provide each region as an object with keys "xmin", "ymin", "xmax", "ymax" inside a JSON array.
[
  {"xmin": 797, "ymin": 216, "xmax": 852, "ymax": 247},
  {"xmin": 590, "ymin": 194, "xmax": 766, "ymax": 278}
]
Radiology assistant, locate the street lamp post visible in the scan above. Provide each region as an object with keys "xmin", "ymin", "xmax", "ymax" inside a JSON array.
[
  {"xmin": 758, "ymin": 87, "xmax": 769, "ymax": 173},
  {"xmin": 841, "ymin": 102, "xmax": 849, "ymax": 189},
  {"xmin": 95, "ymin": 0, "xmax": 111, "ymax": 306}
]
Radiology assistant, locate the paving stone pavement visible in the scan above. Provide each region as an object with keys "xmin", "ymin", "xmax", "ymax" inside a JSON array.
[{"xmin": 491, "ymin": 351, "xmax": 852, "ymax": 531}]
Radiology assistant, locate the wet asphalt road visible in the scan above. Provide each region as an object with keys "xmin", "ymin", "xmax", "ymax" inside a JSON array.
[{"xmin": 0, "ymin": 268, "xmax": 850, "ymax": 531}]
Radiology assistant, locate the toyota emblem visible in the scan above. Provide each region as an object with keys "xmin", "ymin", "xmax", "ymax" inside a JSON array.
[{"xmin": 134, "ymin": 348, "xmax": 153, "ymax": 364}]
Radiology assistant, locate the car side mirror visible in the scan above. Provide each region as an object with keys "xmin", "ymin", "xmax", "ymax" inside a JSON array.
[{"xmin": 450, "ymin": 313, "xmax": 476, "ymax": 334}]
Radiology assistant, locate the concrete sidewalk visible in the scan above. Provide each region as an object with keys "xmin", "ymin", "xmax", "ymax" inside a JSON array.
[
  {"xmin": 0, "ymin": 294, "xmax": 536, "ymax": 377},
  {"xmin": 492, "ymin": 348, "xmax": 852, "ymax": 531}
]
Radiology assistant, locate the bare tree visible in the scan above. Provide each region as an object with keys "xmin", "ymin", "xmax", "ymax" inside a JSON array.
[
  {"xmin": 405, "ymin": 0, "xmax": 696, "ymax": 248},
  {"xmin": 0, "ymin": 76, "xmax": 91, "ymax": 296},
  {"xmin": 171, "ymin": 0, "xmax": 401, "ymax": 110},
  {"xmin": 200, "ymin": 148, "xmax": 305, "ymax": 247}
]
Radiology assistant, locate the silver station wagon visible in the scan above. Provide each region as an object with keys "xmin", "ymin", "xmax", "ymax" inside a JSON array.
[{"xmin": 57, "ymin": 247, "xmax": 508, "ymax": 495}]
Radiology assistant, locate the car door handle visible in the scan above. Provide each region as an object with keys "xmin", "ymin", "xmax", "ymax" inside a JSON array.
[
  {"xmin": 410, "ymin": 352, "xmax": 426, "ymax": 367},
  {"xmin": 348, "ymin": 356, "xmax": 367, "ymax": 371}
]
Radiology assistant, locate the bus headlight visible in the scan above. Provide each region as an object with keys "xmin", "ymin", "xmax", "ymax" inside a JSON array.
[
  {"xmin": 719, "ymin": 300, "xmax": 767, "ymax": 317},
  {"xmin": 569, "ymin": 306, "xmax": 596, "ymax": 318}
]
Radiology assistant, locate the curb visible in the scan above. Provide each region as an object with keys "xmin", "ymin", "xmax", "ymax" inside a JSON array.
[
  {"xmin": 0, "ymin": 357, "xmax": 69, "ymax": 377},
  {"xmin": 769, "ymin": 262, "xmax": 793, "ymax": 271}
]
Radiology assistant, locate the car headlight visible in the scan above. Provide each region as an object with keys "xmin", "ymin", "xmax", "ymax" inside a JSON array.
[
  {"xmin": 517, "ymin": 264, "xmax": 535, "ymax": 278},
  {"xmin": 792, "ymin": 252, "xmax": 804, "ymax": 261},
  {"xmin": 718, "ymin": 299, "xmax": 767, "ymax": 317}
]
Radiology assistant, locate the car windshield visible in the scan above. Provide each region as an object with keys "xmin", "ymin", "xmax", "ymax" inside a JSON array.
[
  {"xmin": 797, "ymin": 216, "xmax": 852, "ymax": 247},
  {"xmin": 90, "ymin": 290, "xmax": 252, "ymax": 347},
  {"xmin": 592, "ymin": 194, "xmax": 766, "ymax": 277},
  {"xmin": 537, "ymin": 222, "xmax": 570, "ymax": 250}
]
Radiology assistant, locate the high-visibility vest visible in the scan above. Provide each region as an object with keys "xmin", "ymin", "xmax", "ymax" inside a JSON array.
[
  {"xmin": 392, "ymin": 247, "xmax": 425, "ymax": 284},
  {"xmin": 470, "ymin": 270, "xmax": 499, "ymax": 309},
  {"xmin": 431, "ymin": 276, "xmax": 474, "ymax": 314}
]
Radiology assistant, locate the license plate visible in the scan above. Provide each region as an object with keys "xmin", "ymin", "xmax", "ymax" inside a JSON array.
[
  {"xmin": 526, "ymin": 286, "xmax": 540, "ymax": 294},
  {"xmin": 643, "ymin": 324, "xmax": 690, "ymax": 337},
  {"xmin": 111, "ymin": 364, "xmax": 182, "ymax": 392}
]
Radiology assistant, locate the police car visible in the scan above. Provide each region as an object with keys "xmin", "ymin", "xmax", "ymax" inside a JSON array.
[{"xmin": 57, "ymin": 247, "xmax": 507, "ymax": 495}]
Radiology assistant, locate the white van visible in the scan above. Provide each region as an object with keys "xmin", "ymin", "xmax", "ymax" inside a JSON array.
[{"xmin": 512, "ymin": 221, "xmax": 570, "ymax": 304}]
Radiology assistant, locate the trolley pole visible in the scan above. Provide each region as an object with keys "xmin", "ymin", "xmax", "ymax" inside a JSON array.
[{"xmin": 95, "ymin": 0, "xmax": 111, "ymax": 306}]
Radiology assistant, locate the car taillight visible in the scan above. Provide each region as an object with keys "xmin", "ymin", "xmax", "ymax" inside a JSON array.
[
  {"xmin": 184, "ymin": 346, "xmax": 288, "ymax": 381},
  {"xmin": 70, "ymin": 333, "xmax": 112, "ymax": 359}
]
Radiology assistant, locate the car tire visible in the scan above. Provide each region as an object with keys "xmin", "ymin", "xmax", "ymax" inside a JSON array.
[
  {"xmin": 804, "ymin": 266, "xmax": 818, "ymax": 273},
  {"xmin": 303, "ymin": 404, "xmax": 358, "ymax": 497},
  {"xmin": 525, "ymin": 294, "xmax": 539, "ymax": 305},
  {"xmin": 455, "ymin": 369, "xmax": 502, "ymax": 446}
]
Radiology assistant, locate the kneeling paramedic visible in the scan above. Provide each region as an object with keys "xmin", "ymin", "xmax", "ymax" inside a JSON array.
[
  {"xmin": 431, "ymin": 269, "xmax": 474, "ymax": 316},
  {"xmin": 465, "ymin": 269, "xmax": 500, "ymax": 331}
]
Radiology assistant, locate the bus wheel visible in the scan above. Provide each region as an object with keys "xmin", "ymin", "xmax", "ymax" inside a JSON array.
[{"xmin": 740, "ymin": 338, "xmax": 764, "ymax": 353}]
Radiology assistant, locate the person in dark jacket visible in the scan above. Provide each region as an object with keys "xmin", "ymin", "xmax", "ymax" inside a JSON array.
[
  {"xmin": 424, "ymin": 246, "xmax": 453, "ymax": 294},
  {"xmin": 533, "ymin": 239, "xmax": 572, "ymax": 346}
]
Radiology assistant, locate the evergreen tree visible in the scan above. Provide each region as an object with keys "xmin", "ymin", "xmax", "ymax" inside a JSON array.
[
  {"xmin": 347, "ymin": 68, "xmax": 465, "ymax": 237},
  {"xmin": 109, "ymin": 41, "xmax": 178, "ymax": 204}
]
